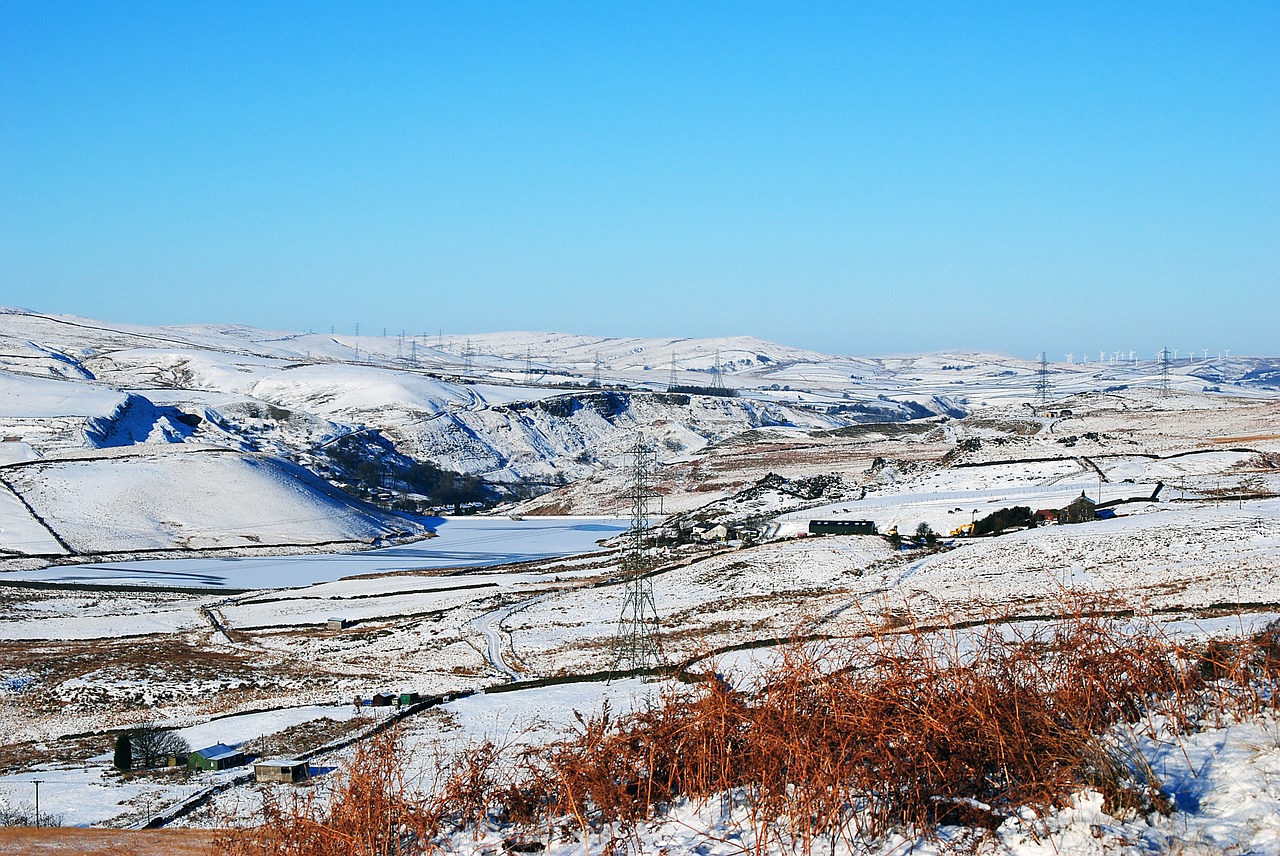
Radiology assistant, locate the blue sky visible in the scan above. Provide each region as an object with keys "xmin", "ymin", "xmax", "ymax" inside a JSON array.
[{"xmin": 2, "ymin": 3, "xmax": 1276, "ymax": 358}]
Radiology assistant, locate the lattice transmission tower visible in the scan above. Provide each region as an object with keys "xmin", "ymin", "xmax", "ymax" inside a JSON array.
[
  {"xmin": 1159, "ymin": 347, "xmax": 1172, "ymax": 397},
  {"xmin": 710, "ymin": 351, "xmax": 726, "ymax": 392},
  {"xmin": 1035, "ymin": 352, "xmax": 1051, "ymax": 411},
  {"xmin": 612, "ymin": 436, "xmax": 664, "ymax": 674}
]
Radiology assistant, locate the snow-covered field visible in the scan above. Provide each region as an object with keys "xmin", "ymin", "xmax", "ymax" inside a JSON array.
[{"xmin": 3, "ymin": 309, "xmax": 1280, "ymax": 850}]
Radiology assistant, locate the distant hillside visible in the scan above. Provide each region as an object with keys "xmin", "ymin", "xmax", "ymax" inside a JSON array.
[{"xmin": 1, "ymin": 308, "xmax": 1275, "ymax": 538}]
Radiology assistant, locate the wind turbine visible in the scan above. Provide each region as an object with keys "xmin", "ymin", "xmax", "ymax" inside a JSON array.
[
  {"xmin": 1173, "ymin": 348, "xmax": 1179, "ymax": 360},
  {"xmin": 1129, "ymin": 350, "xmax": 1135, "ymax": 362},
  {"xmin": 1099, "ymin": 350, "xmax": 1106, "ymax": 363},
  {"xmin": 1065, "ymin": 353, "xmax": 1074, "ymax": 365},
  {"xmin": 1203, "ymin": 348, "xmax": 1209, "ymax": 361},
  {"xmin": 1224, "ymin": 348, "xmax": 1231, "ymax": 360}
]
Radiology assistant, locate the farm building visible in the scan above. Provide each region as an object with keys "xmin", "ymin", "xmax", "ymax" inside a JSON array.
[
  {"xmin": 808, "ymin": 520, "xmax": 877, "ymax": 536},
  {"xmin": 254, "ymin": 759, "xmax": 309, "ymax": 784},
  {"xmin": 1058, "ymin": 493, "xmax": 1097, "ymax": 525},
  {"xmin": 692, "ymin": 522, "xmax": 731, "ymax": 542},
  {"xmin": 188, "ymin": 743, "xmax": 245, "ymax": 772}
]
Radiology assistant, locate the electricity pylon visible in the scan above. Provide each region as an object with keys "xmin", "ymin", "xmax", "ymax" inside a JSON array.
[{"xmin": 612, "ymin": 436, "xmax": 664, "ymax": 674}]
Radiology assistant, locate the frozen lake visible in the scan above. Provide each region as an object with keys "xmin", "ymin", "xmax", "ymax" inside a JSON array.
[{"xmin": 3, "ymin": 516, "xmax": 628, "ymax": 590}]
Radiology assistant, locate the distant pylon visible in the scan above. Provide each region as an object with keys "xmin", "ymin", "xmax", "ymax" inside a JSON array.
[
  {"xmin": 612, "ymin": 436, "xmax": 664, "ymax": 675},
  {"xmin": 667, "ymin": 353, "xmax": 679, "ymax": 392},
  {"xmin": 1035, "ymin": 352, "xmax": 1051, "ymax": 410},
  {"xmin": 1159, "ymin": 347, "xmax": 1172, "ymax": 397},
  {"xmin": 592, "ymin": 351, "xmax": 603, "ymax": 387},
  {"xmin": 710, "ymin": 351, "xmax": 725, "ymax": 391}
]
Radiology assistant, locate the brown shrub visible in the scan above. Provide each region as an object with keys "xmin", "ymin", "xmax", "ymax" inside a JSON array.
[
  {"xmin": 221, "ymin": 611, "xmax": 1278, "ymax": 854},
  {"xmin": 215, "ymin": 728, "xmax": 432, "ymax": 856}
]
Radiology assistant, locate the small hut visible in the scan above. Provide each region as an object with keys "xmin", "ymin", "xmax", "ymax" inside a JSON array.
[{"xmin": 254, "ymin": 759, "xmax": 309, "ymax": 784}]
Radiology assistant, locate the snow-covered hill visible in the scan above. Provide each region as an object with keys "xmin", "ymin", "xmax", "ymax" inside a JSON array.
[{"xmin": 2, "ymin": 308, "xmax": 1277, "ymax": 561}]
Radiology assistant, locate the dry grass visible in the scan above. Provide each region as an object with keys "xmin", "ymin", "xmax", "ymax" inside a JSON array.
[
  {"xmin": 0, "ymin": 827, "xmax": 215, "ymax": 855},
  {"xmin": 218, "ymin": 609, "xmax": 1280, "ymax": 854}
]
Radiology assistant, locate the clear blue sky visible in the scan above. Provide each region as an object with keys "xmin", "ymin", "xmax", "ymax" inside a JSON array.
[{"xmin": 2, "ymin": 2, "xmax": 1276, "ymax": 358}]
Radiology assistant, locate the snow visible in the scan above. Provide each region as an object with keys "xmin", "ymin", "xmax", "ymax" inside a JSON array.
[
  {"xmin": 0, "ymin": 592, "xmax": 205, "ymax": 640},
  {"xmin": 167, "ymin": 704, "xmax": 360, "ymax": 750},
  {"xmin": 4, "ymin": 309, "xmax": 1280, "ymax": 846},
  {"xmin": 0, "ymin": 765, "xmax": 179, "ymax": 829},
  {"xmin": 0, "ymin": 450, "xmax": 425, "ymax": 557},
  {"xmin": 0, "ymin": 371, "xmax": 124, "ymax": 419},
  {"xmin": 0, "ymin": 484, "xmax": 65, "ymax": 555}
]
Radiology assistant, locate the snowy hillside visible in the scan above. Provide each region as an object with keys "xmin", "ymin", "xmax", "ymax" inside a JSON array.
[{"xmin": 2, "ymin": 307, "xmax": 1277, "ymax": 564}]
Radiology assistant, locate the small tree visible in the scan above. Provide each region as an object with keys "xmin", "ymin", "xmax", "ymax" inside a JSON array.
[
  {"xmin": 113, "ymin": 732, "xmax": 133, "ymax": 772},
  {"xmin": 915, "ymin": 522, "xmax": 937, "ymax": 548},
  {"xmin": 131, "ymin": 729, "xmax": 190, "ymax": 769}
]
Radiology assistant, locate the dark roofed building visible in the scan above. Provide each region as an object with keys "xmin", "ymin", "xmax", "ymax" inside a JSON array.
[
  {"xmin": 1058, "ymin": 492, "xmax": 1097, "ymax": 525},
  {"xmin": 808, "ymin": 520, "xmax": 878, "ymax": 536}
]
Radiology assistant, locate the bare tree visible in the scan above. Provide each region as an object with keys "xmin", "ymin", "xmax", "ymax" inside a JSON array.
[{"xmin": 130, "ymin": 728, "xmax": 190, "ymax": 768}]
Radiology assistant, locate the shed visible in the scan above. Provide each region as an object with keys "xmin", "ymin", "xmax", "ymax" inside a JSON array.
[
  {"xmin": 399, "ymin": 692, "xmax": 422, "ymax": 706},
  {"xmin": 254, "ymin": 759, "xmax": 309, "ymax": 784},
  {"xmin": 808, "ymin": 520, "xmax": 877, "ymax": 536},
  {"xmin": 1058, "ymin": 493, "xmax": 1097, "ymax": 525},
  {"xmin": 371, "ymin": 692, "xmax": 397, "ymax": 707},
  {"xmin": 188, "ymin": 743, "xmax": 245, "ymax": 772},
  {"xmin": 327, "ymin": 617, "xmax": 350, "ymax": 631}
]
